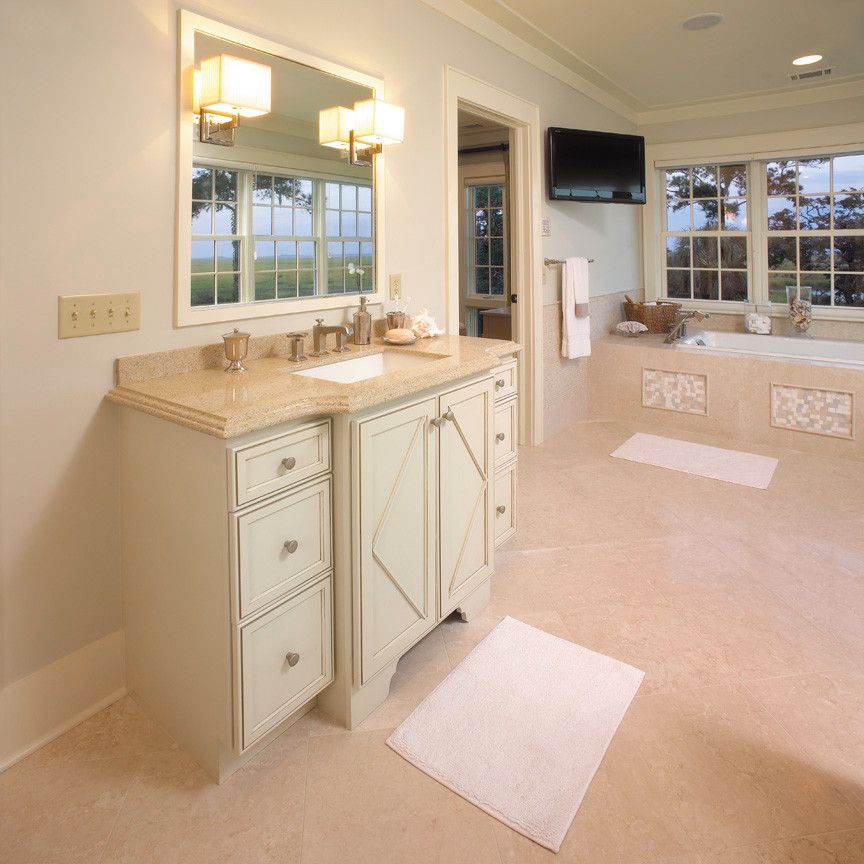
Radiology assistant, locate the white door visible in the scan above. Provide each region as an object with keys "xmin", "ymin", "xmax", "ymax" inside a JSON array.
[
  {"xmin": 357, "ymin": 398, "xmax": 438, "ymax": 682},
  {"xmin": 438, "ymin": 378, "xmax": 493, "ymax": 616}
]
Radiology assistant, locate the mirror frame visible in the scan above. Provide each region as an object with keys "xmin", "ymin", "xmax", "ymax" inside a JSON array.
[{"xmin": 175, "ymin": 10, "xmax": 386, "ymax": 327}]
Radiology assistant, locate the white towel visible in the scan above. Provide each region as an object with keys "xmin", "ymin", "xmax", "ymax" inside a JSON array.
[{"xmin": 561, "ymin": 256, "xmax": 591, "ymax": 359}]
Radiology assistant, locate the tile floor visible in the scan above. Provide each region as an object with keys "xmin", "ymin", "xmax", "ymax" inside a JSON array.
[{"xmin": 3, "ymin": 420, "xmax": 864, "ymax": 863}]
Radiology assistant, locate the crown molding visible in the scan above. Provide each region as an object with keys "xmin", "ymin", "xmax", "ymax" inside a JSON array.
[
  {"xmin": 637, "ymin": 76, "xmax": 864, "ymax": 126},
  {"xmin": 419, "ymin": 0, "xmax": 638, "ymax": 123}
]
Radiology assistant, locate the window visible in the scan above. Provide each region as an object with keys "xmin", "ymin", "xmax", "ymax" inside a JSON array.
[
  {"xmin": 466, "ymin": 184, "xmax": 506, "ymax": 297},
  {"xmin": 766, "ymin": 153, "xmax": 864, "ymax": 307},
  {"xmin": 325, "ymin": 181, "xmax": 374, "ymax": 294},
  {"xmin": 190, "ymin": 162, "xmax": 373, "ymax": 307},
  {"xmin": 191, "ymin": 166, "xmax": 242, "ymax": 307},
  {"xmin": 663, "ymin": 164, "xmax": 750, "ymax": 303}
]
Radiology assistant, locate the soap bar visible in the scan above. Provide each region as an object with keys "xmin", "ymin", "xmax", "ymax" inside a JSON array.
[{"xmin": 385, "ymin": 327, "xmax": 415, "ymax": 343}]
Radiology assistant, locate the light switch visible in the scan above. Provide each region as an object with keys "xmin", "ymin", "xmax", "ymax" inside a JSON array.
[
  {"xmin": 541, "ymin": 217, "xmax": 552, "ymax": 238},
  {"xmin": 58, "ymin": 292, "xmax": 141, "ymax": 338}
]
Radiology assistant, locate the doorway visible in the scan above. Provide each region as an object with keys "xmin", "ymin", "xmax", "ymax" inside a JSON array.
[
  {"xmin": 457, "ymin": 112, "xmax": 513, "ymax": 342},
  {"xmin": 444, "ymin": 68, "xmax": 544, "ymax": 446}
]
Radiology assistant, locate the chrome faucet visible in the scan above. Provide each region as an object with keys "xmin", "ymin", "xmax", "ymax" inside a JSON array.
[
  {"xmin": 311, "ymin": 319, "xmax": 351, "ymax": 356},
  {"xmin": 664, "ymin": 310, "xmax": 711, "ymax": 344},
  {"xmin": 285, "ymin": 332, "xmax": 307, "ymax": 362}
]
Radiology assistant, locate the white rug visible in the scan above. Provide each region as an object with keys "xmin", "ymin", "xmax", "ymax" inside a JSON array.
[
  {"xmin": 611, "ymin": 432, "xmax": 778, "ymax": 489},
  {"xmin": 386, "ymin": 616, "xmax": 644, "ymax": 852}
]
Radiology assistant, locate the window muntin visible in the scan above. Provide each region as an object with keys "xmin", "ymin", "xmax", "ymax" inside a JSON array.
[
  {"xmin": 766, "ymin": 153, "xmax": 864, "ymax": 307},
  {"xmin": 664, "ymin": 164, "xmax": 749, "ymax": 302},
  {"xmin": 190, "ymin": 166, "xmax": 242, "ymax": 307},
  {"xmin": 190, "ymin": 163, "xmax": 373, "ymax": 307},
  {"xmin": 466, "ymin": 184, "xmax": 506, "ymax": 297}
]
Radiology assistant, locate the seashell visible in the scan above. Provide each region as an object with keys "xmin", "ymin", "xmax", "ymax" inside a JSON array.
[{"xmin": 616, "ymin": 320, "xmax": 648, "ymax": 337}]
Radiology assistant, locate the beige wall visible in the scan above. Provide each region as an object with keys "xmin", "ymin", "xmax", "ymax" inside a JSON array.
[{"xmin": 0, "ymin": 0, "xmax": 642, "ymax": 715}]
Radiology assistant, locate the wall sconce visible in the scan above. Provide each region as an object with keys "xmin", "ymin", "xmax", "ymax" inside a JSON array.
[
  {"xmin": 196, "ymin": 54, "xmax": 271, "ymax": 147},
  {"xmin": 318, "ymin": 98, "xmax": 404, "ymax": 167}
]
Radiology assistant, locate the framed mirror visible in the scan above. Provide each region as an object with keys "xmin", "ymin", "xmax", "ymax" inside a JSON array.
[{"xmin": 175, "ymin": 11, "xmax": 385, "ymax": 326}]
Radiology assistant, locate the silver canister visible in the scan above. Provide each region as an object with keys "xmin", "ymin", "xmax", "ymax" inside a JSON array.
[
  {"xmin": 386, "ymin": 311, "xmax": 407, "ymax": 330},
  {"xmin": 222, "ymin": 328, "xmax": 250, "ymax": 372}
]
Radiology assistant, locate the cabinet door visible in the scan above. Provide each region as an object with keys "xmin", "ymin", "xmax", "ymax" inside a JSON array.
[
  {"xmin": 438, "ymin": 378, "xmax": 493, "ymax": 616},
  {"xmin": 357, "ymin": 398, "xmax": 438, "ymax": 682}
]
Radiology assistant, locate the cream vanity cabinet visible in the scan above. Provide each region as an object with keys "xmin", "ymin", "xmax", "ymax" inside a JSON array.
[
  {"xmin": 118, "ymin": 411, "xmax": 335, "ymax": 782},
  {"xmin": 117, "ymin": 357, "xmax": 516, "ymax": 778}
]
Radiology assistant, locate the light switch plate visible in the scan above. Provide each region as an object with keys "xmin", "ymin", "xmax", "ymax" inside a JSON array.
[
  {"xmin": 541, "ymin": 217, "xmax": 552, "ymax": 238},
  {"xmin": 58, "ymin": 292, "xmax": 141, "ymax": 338}
]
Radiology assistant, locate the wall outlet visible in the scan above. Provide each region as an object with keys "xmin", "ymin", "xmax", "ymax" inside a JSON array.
[
  {"xmin": 541, "ymin": 217, "xmax": 552, "ymax": 238},
  {"xmin": 389, "ymin": 274, "xmax": 402, "ymax": 300},
  {"xmin": 58, "ymin": 292, "xmax": 141, "ymax": 339}
]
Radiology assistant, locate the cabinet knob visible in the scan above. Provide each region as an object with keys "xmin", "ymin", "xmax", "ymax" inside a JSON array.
[
  {"xmin": 431, "ymin": 417, "xmax": 444, "ymax": 427},
  {"xmin": 496, "ymin": 432, "xmax": 506, "ymax": 442},
  {"xmin": 496, "ymin": 505, "xmax": 507, "ymax": 515},
  {"xmin": 443, "ymin": 409, "xmax": 455, "ymax": 422},
  {"xmin": 495, "ymin": 378, "xmax": 505, "ymax": 389},
  {"xmin": 283, "ymin": 539, "xmax": 299, "ymax": 553},
  {"xmin": 281, "ymin": 456, "xmax": 296, "ymax": 470},
  {"xmin": 285, "ymin": 652, "xmax": 300, "ymax": 667}
]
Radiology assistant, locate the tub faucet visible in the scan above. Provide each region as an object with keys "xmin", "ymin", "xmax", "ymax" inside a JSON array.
[{"xmin": 665, "ymin": 310, "xmax": 711, "ymax": 344}]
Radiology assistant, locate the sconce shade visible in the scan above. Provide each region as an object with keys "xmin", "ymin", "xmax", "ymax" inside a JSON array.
[
  {"xmin": 199, "ymin": 54, "xmax": 271, "ymax": 118},
  {"xmin": 352, "ymin": 99, "xmax": 404, "ymax": 146},
  {"xmin": 318, "ymin": 105, "xmax": 354, "ymax": 149}
]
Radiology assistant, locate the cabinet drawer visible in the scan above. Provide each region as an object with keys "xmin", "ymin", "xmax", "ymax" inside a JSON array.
[
  {"xmin": 239, "ymin": 575, "xmax": 333, "ymax": 750},
  {"xmin": 235, "ymin": 478, "xmax": 332, "ymax": 619},
  {"xmin": 491, "ymin": 360, "xmax": 517, "ymax": 402},
  {"xmin": 232, "ymin": 420, "xmax": 330, "ymax": 508},
  {"xmin": 494, "ymin": 466, "xmax": 517, "ymax": 547},
  {"xmin": 494, "ymin": 398, "xmax": 518, "ymax": 468}
]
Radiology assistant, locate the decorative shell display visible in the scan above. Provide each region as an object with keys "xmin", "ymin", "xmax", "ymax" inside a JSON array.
[
  {"xmin": 616, "ymin": 320, "xmax": 648, "ymax": 337},
  {"xmin": 411, "ymin": 308, "xmax": 444, "ymax": 339}
]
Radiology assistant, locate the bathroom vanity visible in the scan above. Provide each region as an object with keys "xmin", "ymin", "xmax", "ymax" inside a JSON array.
[{"xmin": 109, "ymin": 336, "xmax": 519, "ymax": 781}]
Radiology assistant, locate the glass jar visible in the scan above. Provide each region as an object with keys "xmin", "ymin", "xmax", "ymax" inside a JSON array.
[{"xmin": 786, "ymin": 286, "xmax": 813, "ymax": 334}]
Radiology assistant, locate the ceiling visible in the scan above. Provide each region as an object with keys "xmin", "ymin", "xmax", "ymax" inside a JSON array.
[{"xmin": 459, "ymin": 0, "xmax": 864, "ymax": 111}]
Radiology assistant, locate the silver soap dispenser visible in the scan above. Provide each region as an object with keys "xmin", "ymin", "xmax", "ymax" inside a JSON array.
[{"xmin": 353, "ymin": 296, "xmax": 372, "ymax": 345}]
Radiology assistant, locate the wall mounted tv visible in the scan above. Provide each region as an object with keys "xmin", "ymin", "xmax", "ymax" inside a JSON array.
[{"xmin": 547, "ymin": 127, "xmax": 646, "ymax": 204}]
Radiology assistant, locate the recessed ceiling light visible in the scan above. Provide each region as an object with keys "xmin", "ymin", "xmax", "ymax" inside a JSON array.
[
  {"xmin": 681, "ymin": 12, "xmax": 724, "ymax": 31},
  {"xmin": 792, "ymin": 54, "xmax": 823, "ymax": 66}
]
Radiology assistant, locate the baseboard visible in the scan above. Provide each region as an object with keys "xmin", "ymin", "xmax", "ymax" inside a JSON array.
[{"xmin": 0, "ymin": 630, "xmax": 126, "ymax": 772}]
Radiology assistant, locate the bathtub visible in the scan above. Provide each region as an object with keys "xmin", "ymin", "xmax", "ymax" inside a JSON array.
[{"xmin": 677, "ymin": 330, "xmax": 864, "ymax": 369}]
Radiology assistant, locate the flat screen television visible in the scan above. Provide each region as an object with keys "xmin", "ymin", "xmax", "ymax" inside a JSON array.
[{"xmin": 547, "ymin": 127, "xmax": 645, "ymax": 204}]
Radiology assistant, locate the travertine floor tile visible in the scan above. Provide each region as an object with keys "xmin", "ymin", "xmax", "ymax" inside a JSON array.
[{"xmin": 5, "ymin": 420, "xmax": 864, "ymax": 864}]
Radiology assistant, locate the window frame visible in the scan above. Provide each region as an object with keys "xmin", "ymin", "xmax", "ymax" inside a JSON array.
[
  {"xmin": 464, "ymin": 179, "xmax": 508, "ymax": 301},
  {"xmin": 644, "ymin": 132, "xmax": 864, "ymax": 322}
]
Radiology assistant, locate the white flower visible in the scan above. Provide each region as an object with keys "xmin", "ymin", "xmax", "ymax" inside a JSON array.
[{"xmin": 348, "ymin": 263, "xmax": 365, "ymax": 276}]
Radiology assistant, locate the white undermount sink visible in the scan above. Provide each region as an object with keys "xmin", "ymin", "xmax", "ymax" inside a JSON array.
[{"xmin": 291, "ymin": 350, "xmax": 440, "ymax": 384}]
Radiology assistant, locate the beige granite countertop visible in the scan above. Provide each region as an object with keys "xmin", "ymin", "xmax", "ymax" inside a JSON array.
[{"xmin": 107, "ymin": 335, "xmax": 521, "ymax": 438}]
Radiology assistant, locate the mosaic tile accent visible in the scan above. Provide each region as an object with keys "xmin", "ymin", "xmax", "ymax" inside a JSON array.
[
  {"xmin": 771, "ymin": 384, "xmax": 854, "ymax": 439},
  {"xmin": 642, "ymin": 368, "xmax": 707, "ymax": 415}
]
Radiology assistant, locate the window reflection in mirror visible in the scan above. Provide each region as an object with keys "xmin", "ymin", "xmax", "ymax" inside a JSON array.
[{"xmin": 190, "ymin": 32, "xmax": 375, "ymax": 310}]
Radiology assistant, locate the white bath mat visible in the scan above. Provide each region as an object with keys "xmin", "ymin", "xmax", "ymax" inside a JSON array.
[
  {"xmin": 386, "ymin": 616, "xmax": 644, "ymax": 852},
  {"xmin": 611, "ymin": 432, "xmax": 778, "ymax": 489}
]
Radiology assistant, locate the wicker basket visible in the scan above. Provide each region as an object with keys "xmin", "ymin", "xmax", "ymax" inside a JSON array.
[{"xmin": 623, "ymin": 296, "xmax": 681, "ymax": 334}]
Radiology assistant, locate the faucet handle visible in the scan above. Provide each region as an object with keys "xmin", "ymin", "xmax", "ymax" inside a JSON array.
[{"xmin": 315, "ymin": 318, "xmax": 324, "ymax": 327}]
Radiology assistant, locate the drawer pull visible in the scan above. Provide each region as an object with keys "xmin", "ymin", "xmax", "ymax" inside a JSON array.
[
  {"xmin": 495, "ymin": 378, "xmax": 505, "ymax": 389},
  {"xmin": 281, "ymin": 456, "xmax": 297, "ymax": 471},
  {"xmin": 283, "ymin": 539, "xmax": 299, "ymax": 554},
  {"xmin": 443, "ymin": 409, "xmax": 455, "ymax": 421},
  {"xmin": 285, "ymin": 652, "xmax": 300, "ymax": 667},
  {"xmin": 431, "ymin": 416, "xmax": 444, "ymax": 427},
  {"xmin": 496, "ymin": 432, "xmax": 506, "ymax": 442},
  {"xmin": 496, "ymin": 505, "xmax": 507, "ymax": 515}
]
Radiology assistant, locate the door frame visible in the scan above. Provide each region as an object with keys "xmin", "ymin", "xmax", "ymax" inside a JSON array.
[{"xmin": 444, "ymin": 67, "xmax": 544, "ymax": 446}]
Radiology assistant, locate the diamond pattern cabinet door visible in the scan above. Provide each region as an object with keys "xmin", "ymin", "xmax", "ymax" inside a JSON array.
[
  {"xmin": 357, "ymin": 398, "xmax": 438, "ymax": 683},
  {"xmin": 438, "ymin": 378, "xmax": 494, "ymax": 618}
]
